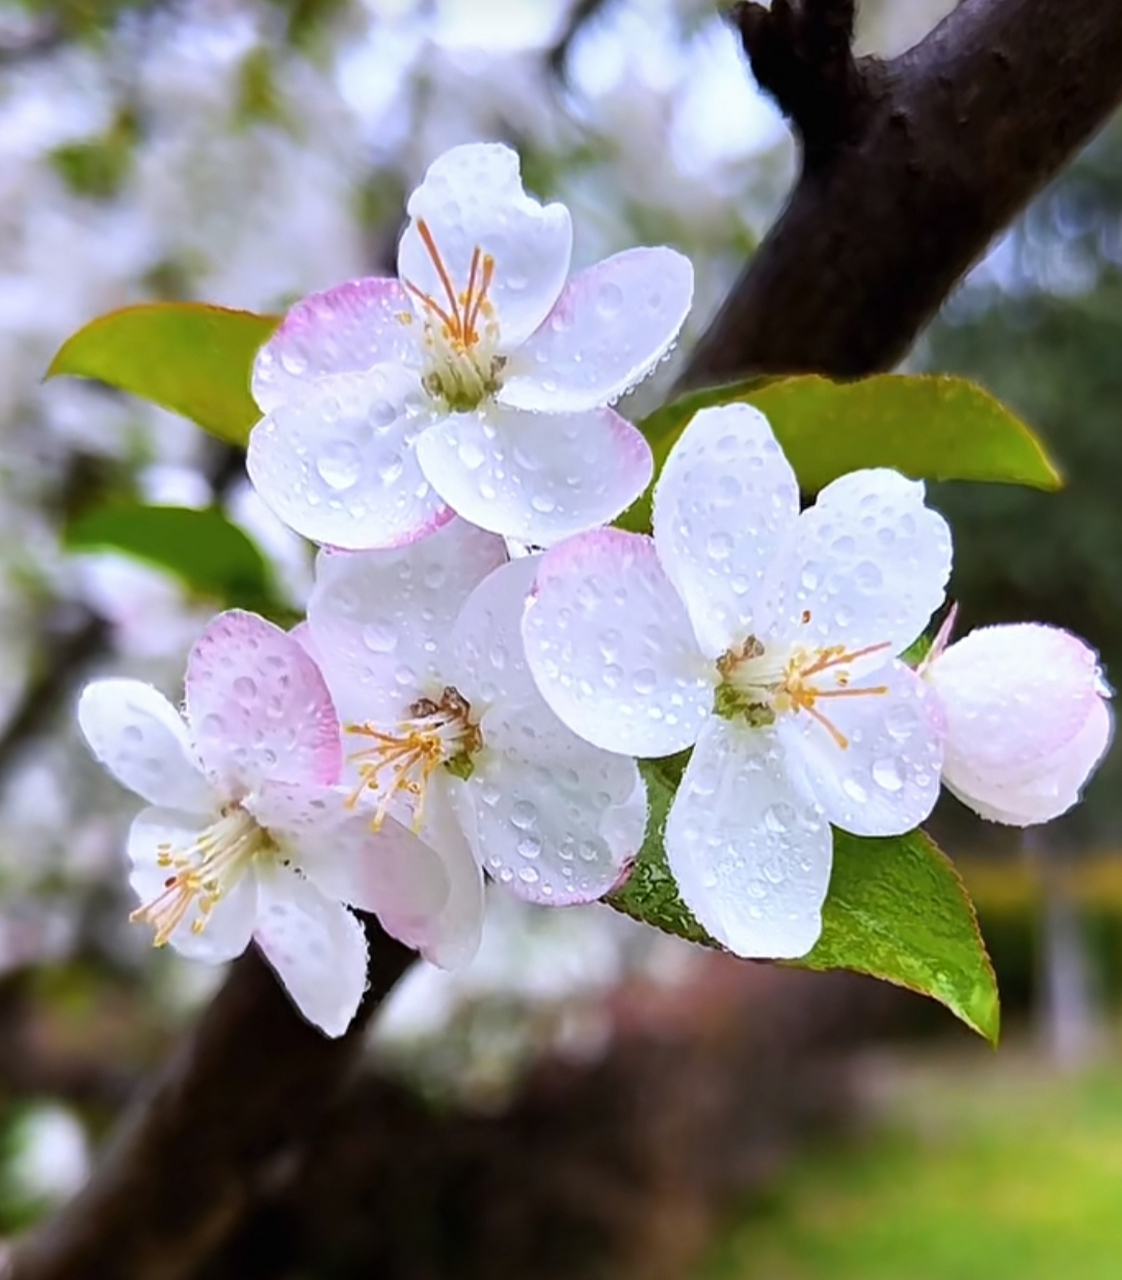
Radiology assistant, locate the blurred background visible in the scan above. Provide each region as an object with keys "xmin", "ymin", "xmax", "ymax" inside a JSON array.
[{"xmin": 2, "ymin": 0, "xmax": 1122, "ymax": 1276}]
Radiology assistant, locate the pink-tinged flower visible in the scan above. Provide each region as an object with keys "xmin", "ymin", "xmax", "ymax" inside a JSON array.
[
  {"xmin": 248, "ymin": 142, "xmax": 692, "ymax": 549},
  {"xmin": 77, "ymin": 610, "xmax": 459, "ymax": 1037},
  {"xmin": 306, "ymin": 518, "xmax": 647, "ymax": 913},
  {"xmin": 522, "ymin": 403, "xmax": 951, "ymax": 960},
  {"xmin": 923, "ymin": 616, "xmax": 1113, "ymax": 825}
]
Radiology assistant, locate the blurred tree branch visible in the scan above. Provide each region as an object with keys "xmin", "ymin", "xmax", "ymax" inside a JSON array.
[
  {"xmin": 11, "ymin": 0, "xmax": 1122, "ymax": 1277},
  {"xmin": 686, "ymin": 0, "xmax": 1122, "ymax": 383}
]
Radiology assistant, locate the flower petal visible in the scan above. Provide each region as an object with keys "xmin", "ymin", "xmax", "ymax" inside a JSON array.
[
  {"xmin": 455, "ymin": 729, "xmax": 646, "ymax": 906},
  {"xmin": 78, "ymin": 679, "xmax": 212, "ymax": 812},
  {"xmin": 652, "ymin": 402, "xmax": 800, "ymax": 657},
  {"xmin": 247, "ymin": 368, "xmax": 451, "ymax": 551},
  {"xmin": 412, "ymin": 778, "xmax": 486, "ymax": 969},
  {"xmin": 777, "ymin": 469, "xmax": 952, "ymax": 655},
  {"xmin": 253, "ymin": 866, "xmax": 369, "ymax": 1038},
  {"xmin": 445, "ymin": 553, "xmax": 647, "ymax": 903},
  {"xmin": 499, "ymin": 247, "xmax": 694, "ymax": 413},
  {"xmin": 522, "ymin": 529, "xmax": 714, "ymax": 757},
  {"xmin": 779, "ymin": 658, "xmax": 944, "ymax": 837},
  {"xmin": 252, "ymin": 277, "xmax": 420, "ymax": 414},
  {"xmin": 307, "ymin": 518, "xmax": 508, "ymax": 725},
  {"xmin": 947, "ymin": 697, "xmax": 1112, "ymax": 826},
  {"xmin": 415, "ymin": 404, "xmax": 651, "ymax": 545},
  {"xmin": 665, "ymin": 718, "xmax": 831, "ymax": 959},
  {"xmin": 929, "ymin": 623, "xmax": 1112, "ymax": 825},
  {"xmin": 398, "ymin": 142, "xmax": 572, "ymax": 352},
  {"xmin": 127, "ymin": 807, "xmax": 257, "ymax": 963},
  {"xmin": 248, "ymin": 777, "xmax": 443, "ymax": 903},
  {"xmin": 185, "ymin": 610, "xmax": 342, "ymax": 796}
]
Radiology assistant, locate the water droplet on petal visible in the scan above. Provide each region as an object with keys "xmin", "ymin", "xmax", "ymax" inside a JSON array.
[
  {"xmin": 316, "ymin": 440, "xmax": 361, "ymax": 492},
  {"xmin": 872, "ymin": 757, "xmax": 905, "ymax": 792}
]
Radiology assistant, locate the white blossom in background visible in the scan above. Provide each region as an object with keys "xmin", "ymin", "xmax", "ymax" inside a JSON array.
[
  {"xmin": 248, "ymin": 141, "xmax": 693, "ymax": 549},
  {"xmin": 523, "ymin": 403, "xmax": 950, "ymax": 959},
  {"xmin": 305, "ymin": 517, "xmax": 647, "ymax": 936},
  {"xmin": 923, "ymin": 613, "xmax": 1113, "ymax": 825},
  {"xmin": 77, "ymin": 609, "xmax": 462, "ymax": 1036},
  {"xmin": 5, "ymin": 1104, "xmax": 90, "ymax": 1206}
]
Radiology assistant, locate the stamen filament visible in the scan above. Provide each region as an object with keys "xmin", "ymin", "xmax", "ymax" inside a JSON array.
[{"xmin": 416, "ymin": 218, "xmax": 465, "ymax": 331}]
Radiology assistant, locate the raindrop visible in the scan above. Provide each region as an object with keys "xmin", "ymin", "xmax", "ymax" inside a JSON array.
[
  {"xmin": 362, "ymin": 623, "xmax": 397, "ymax": 654},
  {"xmin": 316, "ymin": 440, "xmax": 361, "ymax": 491},
  {"xmin": 517, "ymin": 835, "xmax": 542, "ymax": 860},
  {"xmin": 233, "ymin": 676, "xmax": 257, "ymax": 703},
  {"xmin": 511, "ymin": 800, "xmax": 537, "ymax": 830},
  {"xmin": 872, "ymin": 757, "xmax": 905, "ymax": 792},
  {"xmin": 595, "ymin": 281, "xmax": 624, "ymax": 316}
]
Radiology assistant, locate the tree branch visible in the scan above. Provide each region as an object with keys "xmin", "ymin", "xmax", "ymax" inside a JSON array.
[
  {"xmin": 8, "ymin": 922, "xmax": 412, "ymax": 1280},
  {"xmin": 686, "ymin": 0, "xmax": 1122, "ymax": 384}
]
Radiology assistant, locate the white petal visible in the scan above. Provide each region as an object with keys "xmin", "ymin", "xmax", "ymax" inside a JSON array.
[
  {"xmin": 777, "ymin": 469, "xmax": 952, "ymax": 655},
  {"xmin": 411, "ymin": 778, "xmax": 486, "ymax": 969},
  {"xmin": 78, "ymin": 680, "xmax": 212, "ymax": 812},
  {"xmin": 247, "ymin": 368, "xmax": 451, "ymax": 551},
  {"xmin": 415, "ymin": 404, "xmax": 651, "ymax": 545},
  {"xmin": 457, "ymin": 705, "xmax": 647, "ymax": 906},
  {"xmin": 127, "ymin": 807, "xmax": 257, "ymax": 963},
  {"xmin": 185, "ymin": 610, "xmax": 342, "ymax": 796},
  {"xmin": 929, "ymin": 623, "xmax": 1112, "ymax": 825},
  {"xmin": 652, "ymin": 402, "xmax": 800, "ymax": 657},
  {"xmin": 253, "ymin": 867, "xmax": 369, "ymax": 1038},
  {"xmin": 665, "ymin": 718, "xmax": 831, "ymax": 959},
  {"xmin": 522, "ymin": 529, "xmax": 714, "ymax": 757},
  {"xmin": 307, "ymin": 518, "xmax": 507, "ymax": 725},
  {"xmin": 248, "ymin": 782, "xmax": 450, "ymax": 942},
  {"xmin": 398, "ymin": 142, "xmax": 572, "ymax": 352},
  {"xmin": 499, "ymin": 247, "xmax": 694, "ymax": 413},
  {"xmin": 252, "ymin": 277, "xmax": 420, "ymax": 414},
  {"xmin": 779, "ymin": 659, "xmax": 944, "ymax": 837},
  {"xmin": 948, "ymin": 697, "xmax": 1112, "ymax": 826},
  {"xmin": 446, "ymin": 554, "xmax": 541, "ymax": 712}
]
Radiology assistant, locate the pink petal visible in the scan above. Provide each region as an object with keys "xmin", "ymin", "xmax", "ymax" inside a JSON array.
[
  {"xmin": 498, "ymin": 247, "xmax": 694, "ymax": 413},
  {"xmin": 415, "ymin": 404, "xmax": 652, "ymax": 545},
  {"xmin": 252, "ymin": 277, "xmax": 420, "ymax": 414},
  {"xmin": 522, "ymin": 528, "xmax": 714, "ymax": 757},
  {"xmin": 930, "ymin": 623, "xmax": 1112, "ymax": 825},
  {"xmin": 185, "ymin": 610, "xmax": 342, "ymax": 796}
]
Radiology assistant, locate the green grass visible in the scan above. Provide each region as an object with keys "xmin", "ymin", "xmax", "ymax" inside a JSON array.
[{"xmin": 703, "ymin": 1049, "xmax": 1122, "ymax": 1280}]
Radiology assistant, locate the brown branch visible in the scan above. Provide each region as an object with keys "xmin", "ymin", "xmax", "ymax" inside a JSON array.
[
  {"xmin": 686, "ymin": 0, "xmax": 1122, "ymax": 384},
  {"xmin": 8, "ymin": 922, "xmax": 412, "ymax": 1280}
]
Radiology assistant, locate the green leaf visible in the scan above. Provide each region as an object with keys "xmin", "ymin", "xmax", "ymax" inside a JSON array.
[
  {"xmin": 609, "ymin": 761, "xmax": 713, "ymax": 947},
  {"xmin": 66, "ymin": 503, "xmax": 280, "ymax": 613},
  {"xmin": 619, "ymin": 373, "xmax": 1061, "ymax": 532},
  {"xmin": 609, "ymin": 770, "xmax": 999, "ymax": 1042},
  {"xmin": 796, "ymin": 829, "xmax": 1000, "ymax": 1044},
  {"xmin": 47, "ymin": 303, "xmax": 279, "ymax": 445}
]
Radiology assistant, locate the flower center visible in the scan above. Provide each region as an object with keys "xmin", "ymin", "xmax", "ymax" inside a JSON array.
[
  {"xmin": 401, "ymin": 218, "xmax": 505, "ymax": 412},
  {"xmin": 347, "ymin": 686, "xmax": 482, "ymax": 831},
  {"xmin": 716, "ymin": 636, "xmax": 892, "ymax": 748},
  {"xmin": 132, "ymin": 806, "xmax": 274, "ymax": 947}
]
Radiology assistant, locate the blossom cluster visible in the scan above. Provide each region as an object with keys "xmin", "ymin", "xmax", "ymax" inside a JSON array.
[{"xmin": 78, "ymin": 144, "xmax": 1112, "ymax": 1036}]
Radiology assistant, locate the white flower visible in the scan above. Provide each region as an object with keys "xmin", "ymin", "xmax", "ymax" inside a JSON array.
[
  {"xmin": 248, "ymin": 141, "xmax": 693, "ymax": 550},
  {"xmin": 522, "ymin": 403, "xmax": 951, "ymax": 960},
  {"xmin": 305, "ymin": 517, "xmax": 648, "ymax": 922},
  {"xmin": 77, "ymin": 609, "xmax": 459, "ymax": 1037},
  {"xmin": 923, "ymin": 615, "xmax": 1113, "ymax": 825}
]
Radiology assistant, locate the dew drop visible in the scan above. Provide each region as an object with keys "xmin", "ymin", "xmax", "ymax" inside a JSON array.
[
  {"xmin": 596, "ymin": 281, "xmax": 624, "ymax": 316},
  {"xmin": 316, "ymin": 440, "xmax": 361, "ymax": 492},
  {"xmin": 362, "ymin": 622, "xmax": 397, "ymax": 654},
  {"xmin": 233, "ymin": 676, "xmax": 257, "ymax": 703},
  {"xmin": 872, "ymin": 757, "xmax": 905, "ymax": 792},
  {"xmin": 511, "ymin": 800, "xmax": 537, "ymax": 830}
]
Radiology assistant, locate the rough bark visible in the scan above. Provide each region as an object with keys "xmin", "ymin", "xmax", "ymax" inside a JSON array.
[
  {"xmin": 686, "ymin": 0, "xmax": 1122, "ymax": 383},
  {"xmin": 11, "ymin": 0, "xmax": 1122, "ymax": 1276}
]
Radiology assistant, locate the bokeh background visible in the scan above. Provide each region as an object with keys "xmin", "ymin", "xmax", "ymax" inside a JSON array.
[{"xmin": 1, "ymin": 1, "xmax": 1121, "ymax": 1276}]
